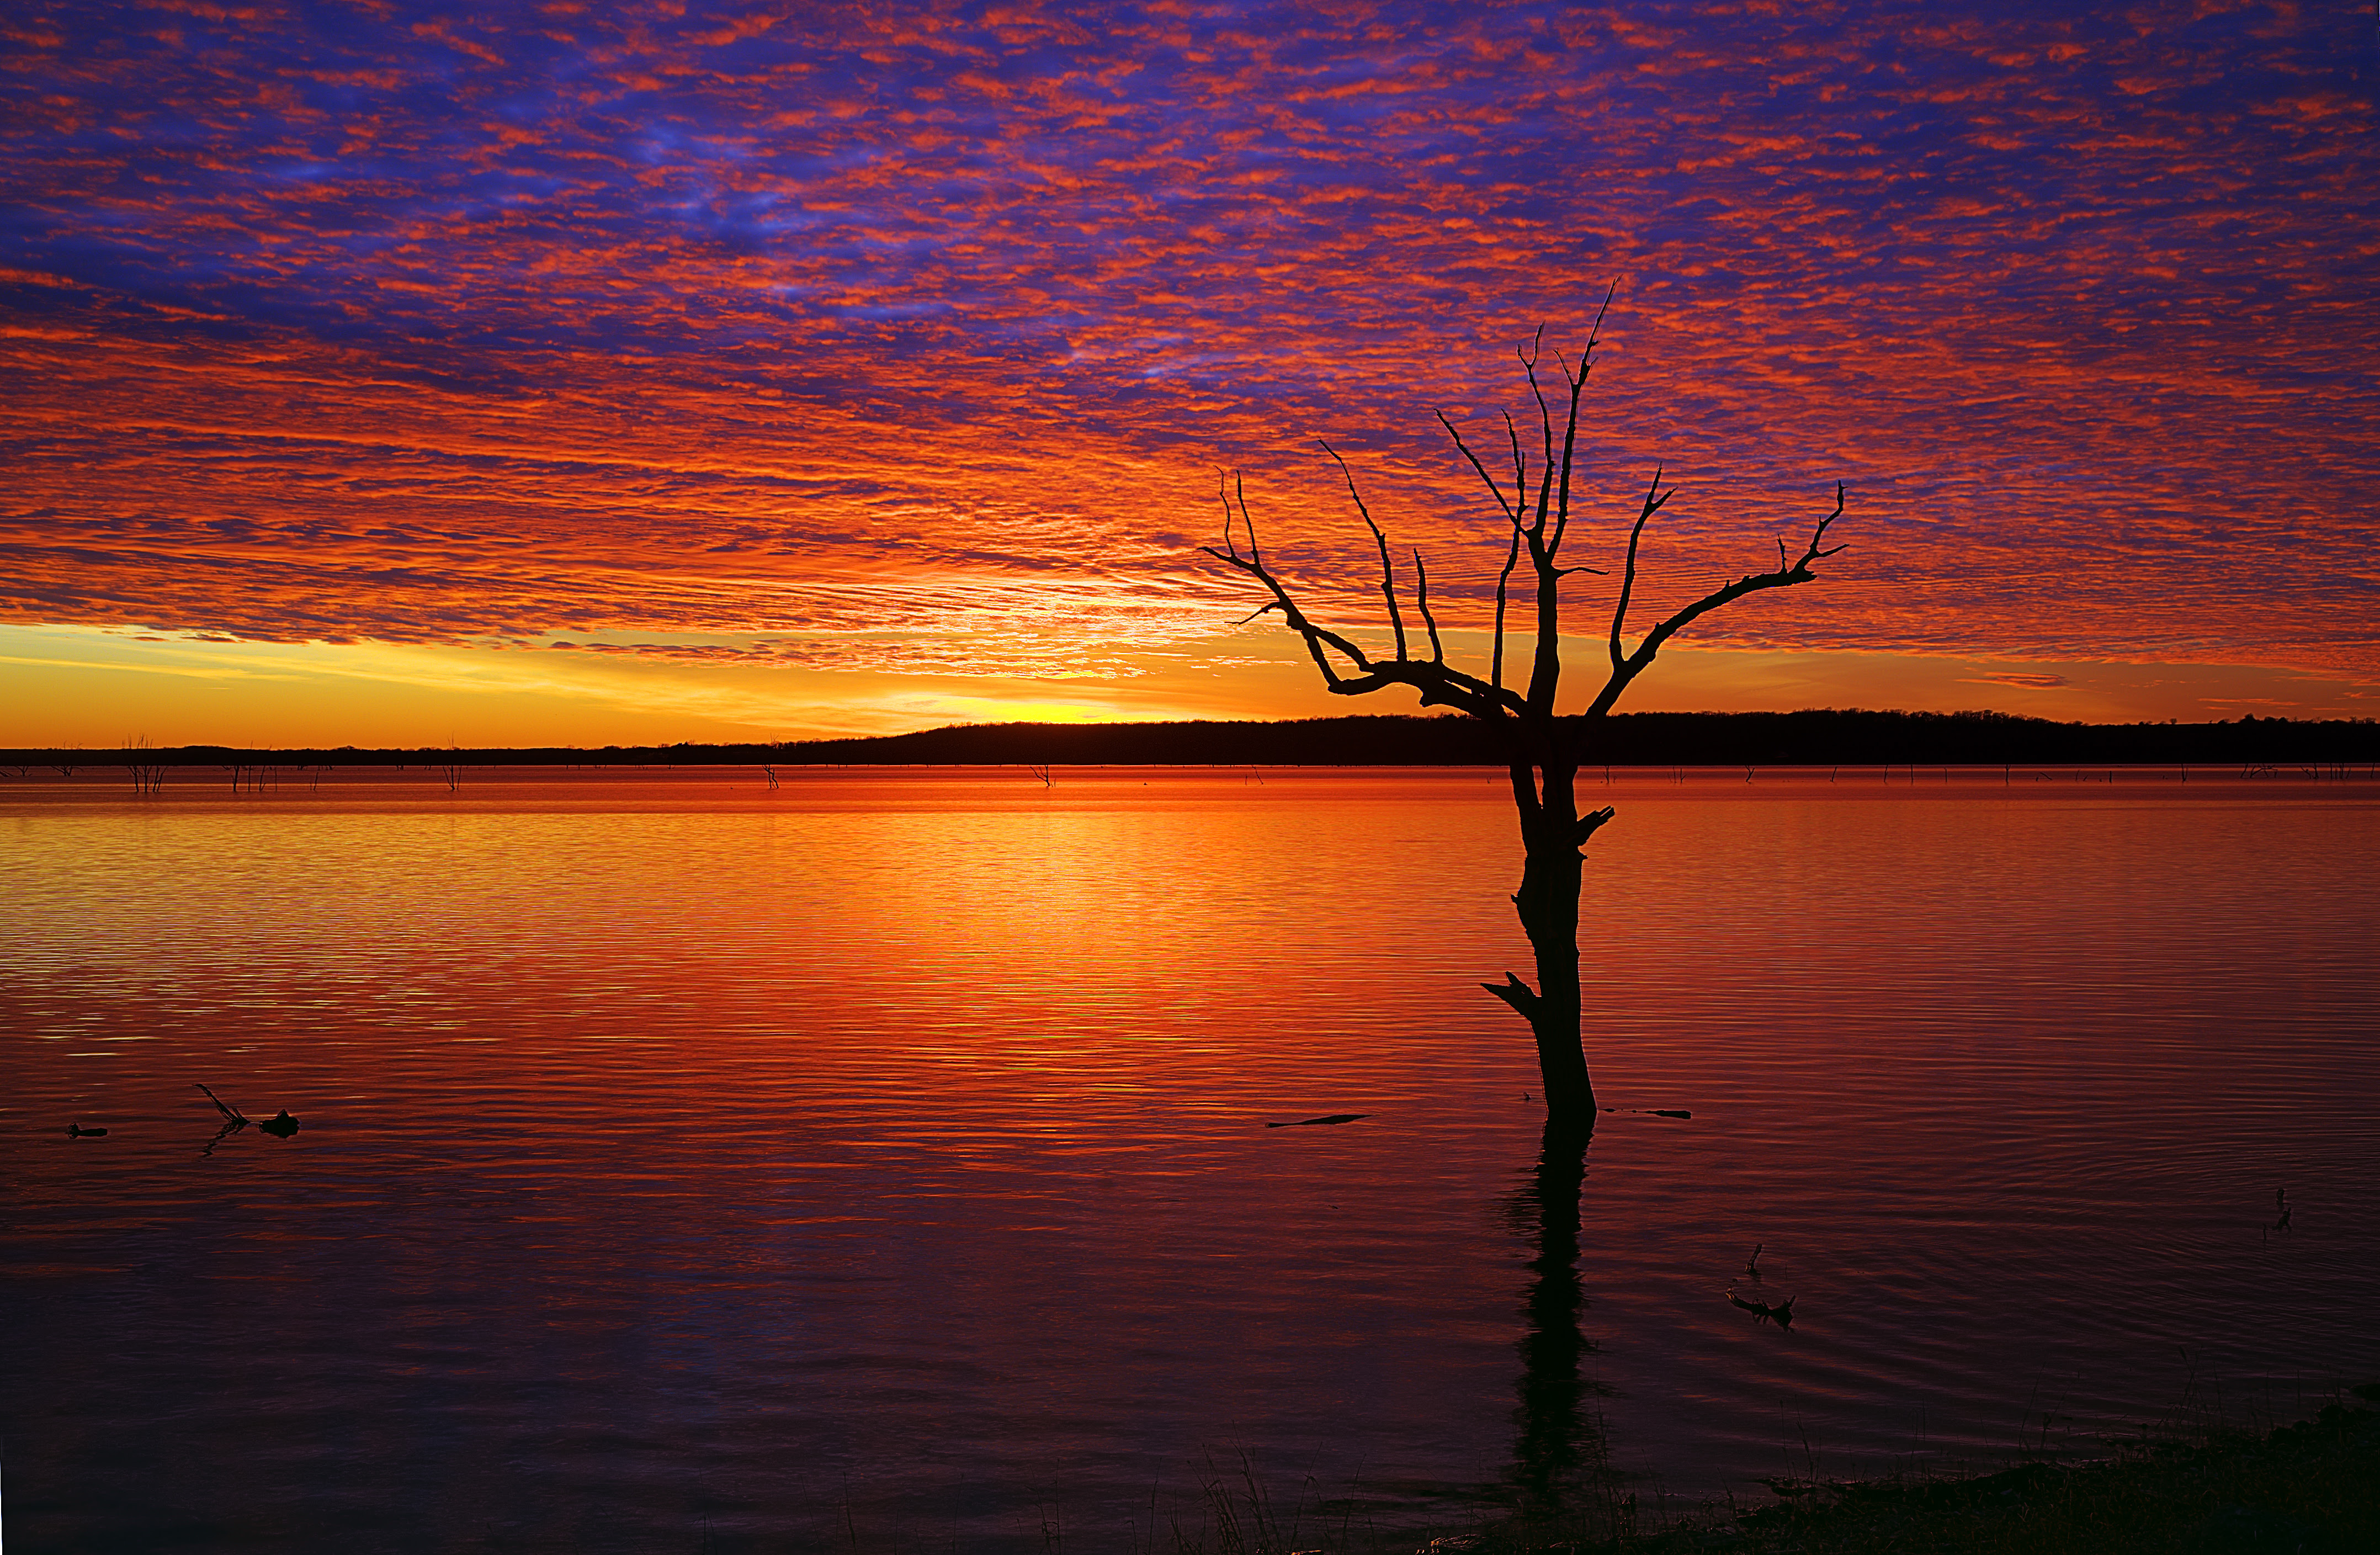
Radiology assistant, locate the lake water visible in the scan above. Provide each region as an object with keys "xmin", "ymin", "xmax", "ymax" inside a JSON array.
[{"xmin": 6, "ymin": 766, "xmax": 2377, "ymax": 1552}]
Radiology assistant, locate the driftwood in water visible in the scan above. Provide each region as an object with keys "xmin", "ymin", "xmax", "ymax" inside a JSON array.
[
  {"xmin": 1727, "ymin": 1286, "xmax": 1796, "ymax": 1328},
  {"xmin": 66, "ymin": 1122, "xmax": 108, "ymax": 1137},
  {"xmin": 1265, "ymin": 1113, "xmax": 1370, "ymax": 1129},
  {"xmin": 195, "ymin": 1084, "xmax": 300, "ymax": 1149}
]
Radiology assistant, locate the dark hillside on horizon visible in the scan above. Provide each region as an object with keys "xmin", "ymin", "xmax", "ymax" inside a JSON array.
[
  {"xmin": 776, "ymin": 709, "xmax": 2380, "ymax": 767},
  {"xmin": 10, "ymin": 710, "xmax": 2378, "ymax": 771}
]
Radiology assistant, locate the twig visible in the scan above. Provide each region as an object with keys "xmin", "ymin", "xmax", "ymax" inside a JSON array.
[{"xmin": 195, "ymin": 1082, "xmax": 247, "ymax": 1124}]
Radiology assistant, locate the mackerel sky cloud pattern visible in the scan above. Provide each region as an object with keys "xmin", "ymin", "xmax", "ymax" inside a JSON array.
[{"xmin": 2, "ymin": 0, "xmax": 2374, "ymax": 730}]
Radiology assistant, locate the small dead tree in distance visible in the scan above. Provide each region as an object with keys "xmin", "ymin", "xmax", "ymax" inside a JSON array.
[{"xmin": 1202, "ymin": 305, "xmax": 1844, "ymax": 1134}]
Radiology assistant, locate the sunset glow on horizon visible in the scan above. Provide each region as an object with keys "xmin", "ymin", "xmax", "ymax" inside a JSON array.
[{"xmin": 4, "ymin": 0, "xmax": 2374, "ymax": 746}]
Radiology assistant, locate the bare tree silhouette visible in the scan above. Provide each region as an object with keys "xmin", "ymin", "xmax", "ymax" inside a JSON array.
[
  {"xmin": 1204, "ymin": 303, "xmax": 1845, "ymax": 1132},
  {"xmin": 124, "ymin": 735, "xmax": 168, "ymax": 798}
]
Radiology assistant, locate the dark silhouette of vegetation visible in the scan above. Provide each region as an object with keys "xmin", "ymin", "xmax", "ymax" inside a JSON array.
[
  {"xmin": 1201, "ymin": 313, "xmax": 1844, "ymax": 1128},
  {"xmin": 13, "ymin": 712, "xmax": 2380, "ymax": 779}
]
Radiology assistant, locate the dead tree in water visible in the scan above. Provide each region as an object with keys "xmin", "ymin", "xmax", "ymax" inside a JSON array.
[
  {"xmin": 1203, "ymin": 305, "xmax": 1844, "ymax": 1132},
  {"xmin": 124, "ymin": 736, "xmax": 168, "ymax": 797}
]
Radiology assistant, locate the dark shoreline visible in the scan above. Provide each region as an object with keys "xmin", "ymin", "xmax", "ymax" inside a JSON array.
[
  {"xmin": 10, "ymin": 709, "xmax": 2380, "ymax": 773},
  {"xmin": 1659, "ymin": 1399, "xmax": 2378, "ymax": 1554},
  {"xmin": 1426, "ymin": 1393, "xmax": 2380, "ymax": 1554}
]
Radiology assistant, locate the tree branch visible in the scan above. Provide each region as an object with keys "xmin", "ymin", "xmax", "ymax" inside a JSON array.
[
  {"xmin": 1200, "ymin": 469, "xmax": 1377, "ymax": 688},
  {"xmin": 1504, "ymin": 410, "xmax": 1527, "ymax": 512},
  {"xmin": 1589, "ymin": 482, "xmax": 1847, "ymax": 718},
  {"xmin": 1571, "ymin": 805, "xmax": 1616, "ymax": 850},
  {"xmin": 1411, "ymin": 548, "xmax": 1446, "ymax": 664},
  {"xmin": 1608, "ymin": 466, "xmax": 1675, "ymax": 672},
  {"xmin": 1439, "ymin": 408, "xmax": 1533, "ymax": 705},
  {"xmin": 1199, "ymin": 469, "xmax": 1524, "ymax": 719},
  {"xmin": 1520, "ymin": 329, "xmax": 1557, "ymax": 538},
  {"xmin": 1491, "ymin": 523, "xmax": 1521, "ymax": 696},
  {"xmin": 1329, "ymin": 661, "xmax": 1524, "ymax": 720},
  {"xmin": 1320, "ymin": 439, "xmax": 1406, "ymax": 660},
  {"xmin": 1437, "ymin": 409, "xmax": 1518, "ymax": 524},
  {"xmin": 1548, "ymin": 281, "xmax": 1616, "ymax": 562},
  {"xmin": 1483, "ymin": 970, "xmax": 1540, "ymax": 1017}
]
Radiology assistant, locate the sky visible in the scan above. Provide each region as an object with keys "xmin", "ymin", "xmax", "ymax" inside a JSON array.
[{"xmin": 3, "ymin": 0, "xmax": 2374, "ymax": 747}]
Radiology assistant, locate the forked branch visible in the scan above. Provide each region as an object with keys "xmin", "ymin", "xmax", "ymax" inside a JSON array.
[
  {"xmin": 1589, "ymin": 481, "xmax": 1847, "ymax": 719},
  {"xmin": 1320, "ymin": 439, "xmax": 1406, "ymax": 660},
  {"xmin": 1200, "ymin": 469, "xmax": 1522, "ymax": 719}
]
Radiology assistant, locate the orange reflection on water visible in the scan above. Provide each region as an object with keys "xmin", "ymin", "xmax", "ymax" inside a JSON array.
[{"xmin": 4, "ymin": 767, "xmax": 2377, "ymax": 1550}]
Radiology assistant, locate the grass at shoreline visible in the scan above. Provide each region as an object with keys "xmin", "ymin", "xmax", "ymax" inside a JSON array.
[{"xmin": 1148, "ymin": 1388, "xmax": 2380, "ymax": 1555}]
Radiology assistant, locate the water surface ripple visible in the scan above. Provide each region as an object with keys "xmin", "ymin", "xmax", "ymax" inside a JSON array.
[{"xmin": 6, "ymin": 767, "xmax": 2376, "ymax": 1551}]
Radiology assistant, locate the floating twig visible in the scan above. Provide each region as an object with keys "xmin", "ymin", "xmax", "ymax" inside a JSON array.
[{"xmin": 1265, "ymin": 1113, "xmax": 1369, "ymax": 1128}]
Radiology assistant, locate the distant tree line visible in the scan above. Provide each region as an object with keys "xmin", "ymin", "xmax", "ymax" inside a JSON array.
[
  {"xmin": 767, "ymin": 710, "xmax": 2380, "ymax": 767},
  {"xmin": 9, "ymin": 710, "xmax": 2379, "ymax": 772}
]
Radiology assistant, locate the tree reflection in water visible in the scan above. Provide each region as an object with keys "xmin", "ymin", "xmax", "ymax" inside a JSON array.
[{"xmin": 1505, "ymin": 1123, "xmax": 1624, "ymax": 1528}]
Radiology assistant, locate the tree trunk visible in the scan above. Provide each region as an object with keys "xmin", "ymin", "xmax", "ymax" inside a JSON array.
[
  {"xmin": 1517, "ymin": 837, "xmax": 1591, "ymax": 1126},
  {"xmin": 1500, "ymin": 755, "xmax": 1596, "ymax": 1131}
]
